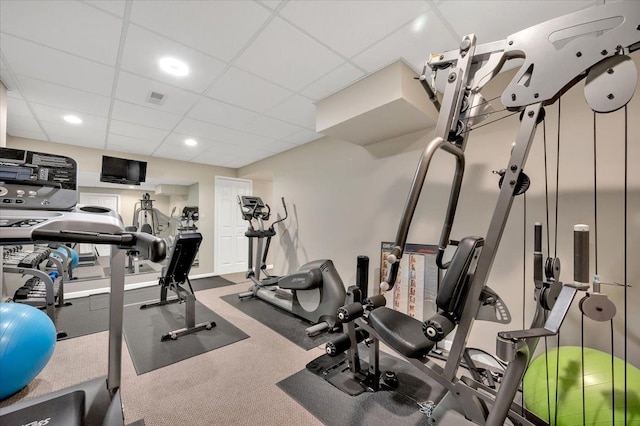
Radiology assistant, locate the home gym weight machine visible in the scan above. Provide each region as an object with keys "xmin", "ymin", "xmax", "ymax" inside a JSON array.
[
  {"xmin": 0, "ymin": 147, "xmax": 167, "ymax": 426},
  {"xmin": 318, "ymin": 3, "xmax": 640, "ymax": 425},
  {"xmin": 237, "ymin": 195, "xmax": 346, "ymax": 336},
  {"xmin": 132, "ymin": 193, "xmax": 174, "ymax": 237}
]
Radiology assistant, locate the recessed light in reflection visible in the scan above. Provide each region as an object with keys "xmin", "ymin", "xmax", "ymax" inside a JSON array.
[{"xmin": 411, "ymin": 14, "xmax": 428, "ymax": 33}]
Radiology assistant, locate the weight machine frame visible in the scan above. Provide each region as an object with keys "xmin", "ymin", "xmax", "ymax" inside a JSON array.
[{"xmin": 375, "ymin": 3, "xmax": 639, "ymax": 424}]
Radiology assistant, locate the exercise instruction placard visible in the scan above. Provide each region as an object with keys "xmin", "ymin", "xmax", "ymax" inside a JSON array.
[{"xmin": 380, "ymin": 242, "xmax": 439, "ymax": 319}]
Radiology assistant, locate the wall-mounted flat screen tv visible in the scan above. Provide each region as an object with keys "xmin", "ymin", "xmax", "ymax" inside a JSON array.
[{"xmin": 100, "ymin": 155, "xmax": 147, "ymax": 185}]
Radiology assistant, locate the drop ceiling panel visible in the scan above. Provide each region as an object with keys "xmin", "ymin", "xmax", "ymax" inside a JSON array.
[
  {"xmin": 234, "ymin": 17, "xmax": 344, "ymax": 91},
  {"xmin": 205, "ymin": 67, "xmax": 292, "ymax": 113},
  {"xmin": 187, "ymin": 97, "xmax": 259, "ymax": 129},
  {"xmin": 260, "ymin": 1, "xmax": 283, "ymax": 11},
  {"xmin": 200, "ymin": 141, "xmax": 255, "ymax": 157},
  {"xmin": 190, "ymin": 151, "xmax": 237, "ymax": 167},
  {"xmin": 6, "ymin": 90, "xmax": 23, "ymax": 100},
  {"xmin": 42, "ymin": 122, "xmax": 106, "ymax": 148},
  {"xmin": 223, "ymin": 152, "xmax": 273, "ymax": 168},
  {"xmin": 352, "ymin": 15, "xmax": 458, "ymax": 73},
  {"xmin": 109, "ymin": 120, "xmax": 169, "ymax": 142},
  {"xmin": 244, "ymin": 116, "xmax": 305, "ymax": 140},
  {"xmin": 7, "ymin": 114, "xmax": 41, "ymax": 132},
  {"xmin": 6, "ymin": 97, "xmax": 34, "ymax": 118},
  {"xmin": 120, "ymin": 25, "xmax": 227, "ymax": 93},
  {"xmin": 266, "ymin": 94, "xmax": 316, "ymax": 128},
  {"xmin": 248, "ymin": 139, "xmax": 297, "ymax": 154},
  {"xmin": 301, "ymin": 63, "xmax": 365, "ymax": 101},
  {"xmin": 7, "ymin": 127, "xmax": 47, "ymax": 141},
  {"xmin": 0, "ymin": 0, "xmax": 122, "ymax": 65},
  {"xmin": 84, "ymin": 0, "xmax": 127, "ymax": 17},
  {"xmin": 115, "ymin": 71, "xmax": 199, "ymax": 115},
  {"xmin": 154, "ymin": 133, "xmax": 210, "ymax": 161},
  {"xmin": 0, "ymin": 58, "xmax": 19, "ymax": 92},
  {"xmin": 31, "ymin": 103, "xmax": 107, "ymax": 133},
  {"xmin": 107, "ymin": 133, "xmax": 163, "ymax": 156},
  {"xmin": 17, "ymin": 76, "xmax": 112, "ymax": 116},
  {"xmin": 175, "ymin": 118, "xmax": 278, "ymax": 150},
  {"xmin": 280, "ymin": 1, "xmax": 431, "ymax": 58},
  {"xmin": 282, "ymin": 128, "xmax": 323, "ymax": 145},
  {"xmin": 438, "ymin": 1, "xmax": 596, "ymax": 45},
  {"xmin": 129, "ymin": 0, "xmax": 271, "ymax": 62},
  {"xmin": 1, "ymin": 35, "xmax": 115, "ymax": 96},
  {"xmin": 111, "ymin": 100, "xmax": 182, "ymax": 131}
]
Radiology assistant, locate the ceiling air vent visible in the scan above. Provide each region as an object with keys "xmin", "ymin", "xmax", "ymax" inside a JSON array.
[{"xmin": 146, "ymin": 91, "xmax": 166, "ymax": 105}]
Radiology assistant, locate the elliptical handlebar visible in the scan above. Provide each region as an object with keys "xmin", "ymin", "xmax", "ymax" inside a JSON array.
[{"xmin": 270, "ymin": 197, "xmax": 288, "ymax": 228}]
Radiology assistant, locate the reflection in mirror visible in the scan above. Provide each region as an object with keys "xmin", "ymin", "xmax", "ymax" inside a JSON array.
[{"xmin": 69, "ymin": 183, "xmax": 200, "ymax": 288}]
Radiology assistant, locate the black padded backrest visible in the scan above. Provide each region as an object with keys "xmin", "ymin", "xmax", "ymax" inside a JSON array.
[
  {"xmin": 140, "ymin": 223, "xmax": 153, "ymax": 234},
  {"xmin": 436, "ymin": 236, "xmax": 484, "ymax": 321},
  {"xmin": 164, "ymin": 232, "xmax": 202, "ymax": 284}
]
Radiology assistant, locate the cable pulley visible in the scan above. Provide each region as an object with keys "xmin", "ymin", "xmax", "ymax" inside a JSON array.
[
  {"xmin": 544, "ymin": 257, "xmax": 561, "ymax": 281},
  {"xmin": 584, "ymin": 54, "xmax": 638, "ymax": 113},
  {"xmin": 493, "ymin": 169, "xmax": 530, "ymax": 195}
]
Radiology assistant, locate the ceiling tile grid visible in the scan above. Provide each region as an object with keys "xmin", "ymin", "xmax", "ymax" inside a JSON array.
[
  {"xmin": 1, "ymin": 34, "xmax": 115, "ymax": 96},
  {"xmin": 0, "ymin": 0, "xmax": 604, "ymax": 169},
  {"xmin": 0, "ymin": 0, "xmax": 122, "ymax": 65}
]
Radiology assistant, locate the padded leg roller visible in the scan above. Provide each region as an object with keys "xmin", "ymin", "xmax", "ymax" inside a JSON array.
[
  {"xmin": 337, "ymin": 303, "xmax": 364, "ymax": 322},
  {"xmin": 423, "ymin": 313, "xmax": 455, "ymax": 342},
  {"xmin": 326, "ymin": 329, "xmax": 368, "ymax": 356}
]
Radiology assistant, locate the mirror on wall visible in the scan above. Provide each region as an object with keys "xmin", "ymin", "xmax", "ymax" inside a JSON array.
[{"xmin": 69, "ymin": 183, "xmax": 200, "ymax": 286}]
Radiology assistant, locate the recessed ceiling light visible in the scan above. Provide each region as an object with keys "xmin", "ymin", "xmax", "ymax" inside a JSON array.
[
  {"xmin": 184, "ymin": 138, "xmax": 197, "ymax": 147},
  {"xmin": 159, "ymin": 57, "xmax": 189, "ymax": 77},
  {"xmin": 128, "ymin": 185, "xmax": 135, "ymax": 189},
  {"xmin": 63, "ymin": 114, "xmax": 82, "ymax": 124},
  {"xmin": 411, "ymin": 14, "xmax": 428, "ymax": 33}
]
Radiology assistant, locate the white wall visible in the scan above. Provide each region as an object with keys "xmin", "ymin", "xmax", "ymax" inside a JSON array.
[{"xmin": 239, "ymin": 54, "xmax": 640, "ymax": 366}]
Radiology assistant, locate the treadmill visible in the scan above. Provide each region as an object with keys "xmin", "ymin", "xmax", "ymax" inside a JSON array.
[{"xmin": 0, "ymin": 148, "xmax": 166, "ymax": 426}]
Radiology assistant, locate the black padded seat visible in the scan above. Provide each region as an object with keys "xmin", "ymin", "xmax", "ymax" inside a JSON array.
[{"xmin": 368, "ymin": 307, "xmax": 435, "ymax": 359}]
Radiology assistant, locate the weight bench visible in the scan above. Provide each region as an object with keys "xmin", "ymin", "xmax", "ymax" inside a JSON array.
[{"xmin": 140, "ymin": 232, "xmax": 216, "ymax": 341}]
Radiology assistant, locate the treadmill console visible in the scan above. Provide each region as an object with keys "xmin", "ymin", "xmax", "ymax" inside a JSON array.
[{"xmin": 0, "ymin": 147, "xmax": 78, "ymax": 211}]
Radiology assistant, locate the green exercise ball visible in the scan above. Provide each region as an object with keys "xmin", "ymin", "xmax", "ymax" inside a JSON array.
[{"xmin": 523, "ymin": 346, "xmax": 640, "ymax": 425}]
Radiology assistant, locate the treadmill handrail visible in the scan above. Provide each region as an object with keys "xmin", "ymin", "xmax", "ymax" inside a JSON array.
[{"xmin": 31, "ymin": 229, "xmax": 166, "ymax": 262}]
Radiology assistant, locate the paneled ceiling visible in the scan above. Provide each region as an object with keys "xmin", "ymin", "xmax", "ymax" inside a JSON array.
[{"xmin": 1, "ymin": 0, "xmax": 598, "ymax": 169}]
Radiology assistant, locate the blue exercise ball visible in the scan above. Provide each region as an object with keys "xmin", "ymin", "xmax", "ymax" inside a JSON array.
[
  {"xmin": 0, "ymin": 303, "xmax": 56, "ymax": 400},
  {"xmin": 57, "ymin": 246, "xmax": 79, "ymax": 268}
]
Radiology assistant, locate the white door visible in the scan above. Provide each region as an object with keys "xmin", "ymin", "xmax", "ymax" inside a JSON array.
[
  {"xmin": 79, "ymin": 193, "xmax": 120, "ymax": 257},
  {"xmin": 215, "ymin": 177, "xmax": 252, "ymax": 275}
]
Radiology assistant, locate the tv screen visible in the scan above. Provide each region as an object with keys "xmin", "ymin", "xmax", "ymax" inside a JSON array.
[{"xmin": 100, "ymin": 156, "xmax": 147, "ymax": 185}]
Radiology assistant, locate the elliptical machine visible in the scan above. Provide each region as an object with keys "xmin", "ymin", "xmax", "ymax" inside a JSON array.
[{"xmin": 237, "ymin": 195, "xmax": 345, "ymax": 336}]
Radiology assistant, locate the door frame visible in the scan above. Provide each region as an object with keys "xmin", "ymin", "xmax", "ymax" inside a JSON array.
[{"xmin": 214, "ymin": 176, "xmax": 252, "ymax": 275}]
